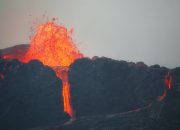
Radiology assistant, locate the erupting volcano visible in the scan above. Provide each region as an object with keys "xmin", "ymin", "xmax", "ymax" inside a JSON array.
[
  {"xmin": 23, "ymin": 21, "xmax": 83, "ymax": 118},
  {"xmin": 2, "ymin": 21, "xmax": 83, "ymax": 118},
  {"xmin": 0, "ymin": 20, "xmax": 173, "ymax": 120},
  {"xmin": 23, "ymin": 22, "xmax": 83, "ymax": 67}
]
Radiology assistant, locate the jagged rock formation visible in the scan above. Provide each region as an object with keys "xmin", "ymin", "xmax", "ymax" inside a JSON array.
[
  {"xmin": 154, "ymin": 67, "xmax": 180, "ymax": 130},
  {"xmin": 1, "ymin": 45, "xmax": 180, "ymax": 130},
  {"xmin": 0, "ymin": 59, "xmax": 69, "ymax": 130},
  {"xmin": 69, "ymin": 57, "xmax": 169, "ymax": 117},
  {"xmin": 56, "ymin": 62, "xmax": 180, "ymax": 130}
]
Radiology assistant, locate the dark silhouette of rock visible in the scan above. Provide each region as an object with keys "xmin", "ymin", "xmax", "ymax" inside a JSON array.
[
  {"xmin": 0, "ymin": 59, "xmax": 69, "ymax": 130},
  {"xmin": 69, "ymin": 57, "xmax": 168, "ymax": 117},
  {"xmin": 152, "ymin": 67, "xmax": 180, "ymax": 130},
  {"xmin": 1, "ymin": 45, "xmax": 180, "ymax": 130}
]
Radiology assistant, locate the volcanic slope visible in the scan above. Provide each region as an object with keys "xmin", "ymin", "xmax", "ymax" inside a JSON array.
[
  {"xmin": 0, "ymin": 59, "xmax": 69, "ymax": 130},
  {"xmin": 24, "ymin": 57, "xmax": 180, "ymax": 130}
]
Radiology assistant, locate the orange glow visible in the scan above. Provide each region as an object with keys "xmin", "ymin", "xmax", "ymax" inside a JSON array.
[
  {"xmin": 165, "ymin": 72, "xmax": 172, "ymax": 89},
  {"xmin": 53, "ymin": 66, "xmax": 75, "ymax": 118},
  {"xmin": 23, "ymin": 22, "xmax": 83, "ymax": 67},
  {"xmin": 158, "ymin": 90, "xmax": 167, "ymax": 101},
  {"xmin": 158, "ymin": 72, "xmax": 172, "ymax": 102},
  {"xmin": 22, "ymin": 21, "xmax": 83, "ymax": 118},
  {"xmin": 2, "ymin": 55, "xmax": 14, "ymax": 59},
  {"xmin": 2, "ymin": 21, "xmax": 83, "ymax": 118}
]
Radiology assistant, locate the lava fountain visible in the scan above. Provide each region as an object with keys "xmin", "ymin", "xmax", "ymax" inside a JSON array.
[
  {"xmin": 5, "ymin": 21, "xmax": 83, "ymax": 118},
  {"xmin": 1, "ymin": 20, "xmax": 173, "ymax": 118},
  {"xmin": 23, "ymin": 22, "xmax": 83, "ymax": 118}
]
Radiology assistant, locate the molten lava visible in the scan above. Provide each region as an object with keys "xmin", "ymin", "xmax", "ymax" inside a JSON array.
[
  {"xmin": 53, "ymin": 66, "xmax": 75, "ymax": 118},
  {"xmin": 165, "ymin": 72, "xmax": 172, "ymax": 89},
  {"xmin": 2, "ymin": 21, "xmax": 83, "ymax": 118},
  {"xmin": 158, "ymin": 72, "xmax": 172, "ymax": 101},
  {"xmin": 158, "ymin": 89, "xmax": 167, "ymax": 101},
  {"xmin": 22, "ymin": 22, "xmax": 83, "ymax": 118},
  {"xmin": 23, "ymin": 22, "xmax": 83, "ymax": 67}
]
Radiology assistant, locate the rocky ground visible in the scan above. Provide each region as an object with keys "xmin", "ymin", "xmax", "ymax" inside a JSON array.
[
  {"xmin": 0, "ymin": 45, "xmax": 180, "ymax": 130},
  {"xmin": 0, "ymin": 59, "xmax": 69, "ymax": 130}
]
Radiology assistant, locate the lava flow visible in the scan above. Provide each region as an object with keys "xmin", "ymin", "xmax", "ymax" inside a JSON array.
[
  {"xmin": 2, "ymin": 21, "xmax": 83, "ymax": 118},
  {"xmin": 158, "ymin": 72, "xmax": 172, "ymax": 101},
  {"xmin": 165, "ymin": 72, "xmax": 172, "ymax": 90},
  {"xmin": 23, "ymin": 21, "xmax": 83, "ymax": 118}
]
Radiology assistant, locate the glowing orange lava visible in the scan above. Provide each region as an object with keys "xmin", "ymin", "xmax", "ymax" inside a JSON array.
[
  {"xmin": 165, "ymin": 72, "xmax": 172, "ymax": 89},
  {"xmin": 22, "ymin": 22, "xmax": 83, "ymax": 118},
  {"xmin": 23, "ymin": 22, "xmax": 83, "ymax": 67},
  {"xmin": 158, "ymin": 72, "xmax": 172, "ymax": 101},
  {"xmin": 2, "ymin": 21, "xmax": 83, "ymax": 118},
  {"xmin": 53, "ymin": 66, "xmax": 75, "ymax": 118},
  {"xmin": 158, "ymin": 89, "xmax": 167, "ymax": 101}
]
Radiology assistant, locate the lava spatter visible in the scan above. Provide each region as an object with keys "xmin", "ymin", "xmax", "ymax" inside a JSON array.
[
  {"xmin": 2, "ymin": 21, "xmax": 83, "ymax": 118},
  {"xmin": 23, "ymin": 22, "xmax": 83, "ymax": 118}
]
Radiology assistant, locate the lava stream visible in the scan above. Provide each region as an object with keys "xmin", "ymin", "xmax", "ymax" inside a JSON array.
[
  {"xmin": 165, "ymin": 72, "xmax": 172, "ymax": 90},
  {"xmin": 2, "ymin": 21, "xmax": 83, "ymax": 118},
  {"xmin": 158, "ymin": 72, "xmax": 172, "ymax": 101},
  {"xmin": 53, "ymin": 66, "xmax": 75, "ymax": 118},
  {"xmin": 22, "ymin": 21, "xmax": 83, "ymax": 118}
]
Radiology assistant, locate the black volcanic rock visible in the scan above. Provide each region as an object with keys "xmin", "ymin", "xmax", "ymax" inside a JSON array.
[
  {"xmin": 69, "ymin": 57, "xmax": 168, "ymax": 117},
  {"xmin": 1, "ymin": 45, "xmax": 180, "ymax": 130},
  {"xmin": 0, "ymin": 59, "xmax": 69, "ymax": 130},
  {"xmin": 152, "ymin": 67, "xmax": 180, "ymax": 130},
  {"xmin": 56, "ymin": 75, "xmax": 180, "ymax": 130}
]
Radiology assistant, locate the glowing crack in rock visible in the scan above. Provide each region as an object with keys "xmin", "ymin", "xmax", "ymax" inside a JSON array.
[
  {"xmin": 165, "ymin": 72, "xmax": 172, "ymax": 90},
  {"xmin": 158, "ymin": 72, "xmax": 172, "ymax": 101}
]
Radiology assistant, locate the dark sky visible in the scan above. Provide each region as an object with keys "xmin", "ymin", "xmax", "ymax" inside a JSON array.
[{"xmin": 0, "ymin": 0, "xmax": 180, "ymax": 68}]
